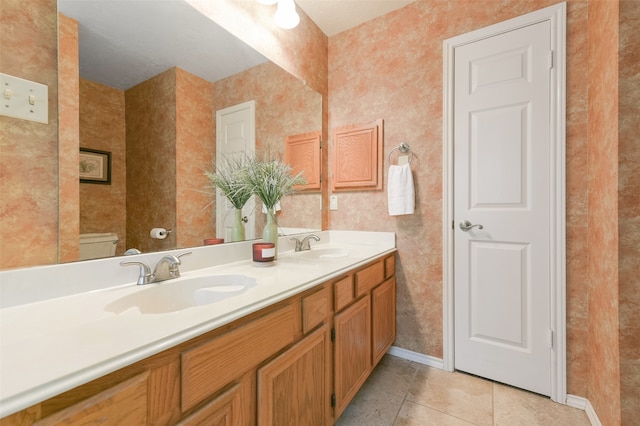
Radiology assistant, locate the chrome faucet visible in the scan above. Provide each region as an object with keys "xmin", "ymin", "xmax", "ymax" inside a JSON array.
[
  {"xmin": 290, "ymin": 234, "xmax": 320, "ymax": 252},
  {"xmin": 121, "ymin": 252, "xmax": 192, "ymax": 285}
]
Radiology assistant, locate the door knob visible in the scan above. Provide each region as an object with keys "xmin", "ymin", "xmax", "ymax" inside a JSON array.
[
  {"xmin": 242, "ymin": 216, "xmax": 248, "ymax": 223},
  {"xmin": 459, "ymin": 220, "xmax": 483, "ymax": 231}
]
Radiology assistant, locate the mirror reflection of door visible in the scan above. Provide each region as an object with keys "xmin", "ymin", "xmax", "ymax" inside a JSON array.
[{"xmin": 215, "ymin": 100, "xmax": 256, "ymax": 242}]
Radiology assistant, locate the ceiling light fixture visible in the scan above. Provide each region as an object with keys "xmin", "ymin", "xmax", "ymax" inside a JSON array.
[{"xmin": 273, "ymin": 0, "xmax": 300, "ymax": 29}]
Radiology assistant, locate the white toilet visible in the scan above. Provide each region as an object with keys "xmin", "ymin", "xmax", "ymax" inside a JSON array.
[{"xmin": 79, "ymin": 233, "xmax": 119, "ymax": 260}]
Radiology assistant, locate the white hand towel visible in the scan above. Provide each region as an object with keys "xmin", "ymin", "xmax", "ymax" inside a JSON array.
[{"xmin": 387, "ymin": 164, "xmax": 415, "ymax": 216}]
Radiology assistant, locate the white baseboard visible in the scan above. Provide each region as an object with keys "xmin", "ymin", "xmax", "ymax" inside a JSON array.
[
  {"xmin": 387, "ymin": 346, "xmax": 444, "ymax": 369},
  {"xmin": 566, "ymin": 395, "xmax": 602, "ymax": 426}
]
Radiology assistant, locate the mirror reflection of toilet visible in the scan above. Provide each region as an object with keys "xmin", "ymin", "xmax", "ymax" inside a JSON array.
[{"xmin": 79, "ymin": 233, "xmax": 118, "ymax": 260}]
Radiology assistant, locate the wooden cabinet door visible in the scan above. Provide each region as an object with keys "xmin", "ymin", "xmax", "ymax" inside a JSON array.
[
  {"xmin": 178, "ymin": 383, "xmax": 243, "ymax": 426},
  {"xmin": 257, "ymin": 325, "xmax": 331, "ymax": 426},
  {"xmin": 333, "ymin": 295, "xmax": 371, "ymax": 418},
  {"xmin": 372, "ymin": 277, "xmax": 396, "ymax": 366},
  {"xmin": 332, "ymin": 119, "xmax": 383, "ymax": 191},
  {"xmin": 284, "ymin": 131, "xmax": 321, "ymax": 191}
]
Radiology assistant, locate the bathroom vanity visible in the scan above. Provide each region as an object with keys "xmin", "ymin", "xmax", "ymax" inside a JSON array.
[{"xmin": 0, "ymin": 231, "xmax": 396, "ymax": 425}]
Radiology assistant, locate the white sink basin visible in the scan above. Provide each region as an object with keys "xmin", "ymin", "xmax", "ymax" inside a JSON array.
[
  {"xmin": 105, "ymin": 274, "xmax": 257, "ymax": 314},
  {"xmin": 297, "ymin": 248, "xmax": 350, "ymax": 260}
]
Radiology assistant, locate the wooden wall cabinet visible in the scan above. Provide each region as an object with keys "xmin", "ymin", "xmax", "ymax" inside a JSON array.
[
  {"xmin": 284, "ymin": 131, "xmax": 321, "ymax": 191},
  {"xmin": 331, "ymin": 119, "xmax": 383, "ymax": 192},
  {"xmin": 2, "ymin": 255, "xmax": 396, "ymax": 426}
]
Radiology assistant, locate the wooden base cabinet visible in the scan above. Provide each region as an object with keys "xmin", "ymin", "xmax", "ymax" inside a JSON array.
[
  {"xmin": 332, "ymin": 254, "xmax": 396, "ymax": 421},
  {"xmin": 1, "ymin": 254, "xmax": 396, "ymax": 426},
  {"xmin": 257, "ymin": 325, "xmax": 331, "ymax": 425},
  {"xmin": 333, "ymin": 295, "xmax": 371, "ymax": 417},
  {"xmin": 372, "ymin": 277, "xmax": 396, "ymax": 366}
]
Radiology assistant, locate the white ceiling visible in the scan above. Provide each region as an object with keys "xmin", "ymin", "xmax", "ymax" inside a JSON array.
[
  {"xmin": 297, "ymin": 0, "xmax": 415, "ymax": 36},
  {"xmin": 57, "ymin": 0, "xmax": 414, "ymax": 90}
]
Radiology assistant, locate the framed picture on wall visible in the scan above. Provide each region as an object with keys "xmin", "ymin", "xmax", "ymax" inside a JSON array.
[{"xmin": 79, "ymin": 148, "xmax": 111, "ymax": 184}]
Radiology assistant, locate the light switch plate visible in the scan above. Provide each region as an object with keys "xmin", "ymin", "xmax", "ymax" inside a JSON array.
[
  {"xmin": 330, "ymin": 195, "xmax": 338, "ymax": 210},
  {"xmin": 1, "ymin": 73, "xmax": 48, "ymax": 124}
]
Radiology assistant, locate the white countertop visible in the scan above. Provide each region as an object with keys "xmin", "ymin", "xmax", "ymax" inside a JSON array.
[{"xmin": 0, "ymin": 231, "xmax": 395, "ymax": 418}]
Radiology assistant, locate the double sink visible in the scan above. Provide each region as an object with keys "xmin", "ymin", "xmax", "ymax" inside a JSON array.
[{"xmin": 106, "ymin": 248, "xmax": 351, "ymax": 315}]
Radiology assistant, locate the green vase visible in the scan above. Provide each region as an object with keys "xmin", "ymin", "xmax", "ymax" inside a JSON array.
[
  {"xmin": 262, "ymin": 207, "xmax": 278, "ymax": 257},
  {"xmin": 231, "ymin": 208, "xmax": 245, "ymax": 242}
]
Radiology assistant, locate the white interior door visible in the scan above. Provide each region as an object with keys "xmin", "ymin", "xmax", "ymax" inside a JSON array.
[
  {"xmin": 453, "ymin": 21, "xmax": 552, "ymax": 396},
  {"xmin": 216, "ymin": 100, "xmax": 256, "ymax": 242}
]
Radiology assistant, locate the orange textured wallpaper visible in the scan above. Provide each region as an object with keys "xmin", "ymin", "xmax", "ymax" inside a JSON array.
[
  {"xmin": 79, "ymin": 79, "xmax": 127, "ymax": 256},
  {"xmin": 58, "ymin": 13, "xmax": 80, "ymax": 263},
  {"xmin": 587, "ymin": 1, "xmax": 621, "ymax": 424},
  {"xmin": 328, "ymin": 0, "xmax": 591, "ymax": 397},
  {"xmin": 125, "ymin": 69, "xmax": 177, "ymax": 253},
  {"xmin": 184, "ymin": 0, "xmax": 329, "ymax": 229},
  {"xmin": 0, "ymin": 0, "xmax": 59, "ymax": 269},
  {"xmin": 619, "ymin": 2, "xmax": 640, "ymax": 423},
  {"xmin": 126, "ymin": 67, "xmax": 217, "ymax": 252},
  {"xmin": 212, "ymin": 61, "xmax": 322, "ymax": 233},
  {"xmin": 175, "ymin": 68, "xmax": 216, "ymax": 248}
]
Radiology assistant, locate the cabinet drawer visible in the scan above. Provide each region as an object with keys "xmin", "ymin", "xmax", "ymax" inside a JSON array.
[
  {"xmin": 384, "ymin": 254, "xmax": 395, "ymax": 279},
  {"xmin": 355, "ymin": 260, "xmax": 384, "ymax": 297},
  {"xmin": 334, "ymin": 275, "xmax": 354, "ymax": 312},
  {"xmin": 34, "ymin": 373, "xmax": 149, "ymax": 426},
  {"xmin": 181, "ymin": 304, "xmax": 299, "ymax": 411},
  {"xmin": 302, "ymin": 286, "xmax": 329, "ymax": 334}
]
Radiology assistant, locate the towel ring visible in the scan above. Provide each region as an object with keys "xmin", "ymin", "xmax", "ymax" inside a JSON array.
[{"xmin": 388, "ymin": 142, "xmax": 414, "ymax": 165}]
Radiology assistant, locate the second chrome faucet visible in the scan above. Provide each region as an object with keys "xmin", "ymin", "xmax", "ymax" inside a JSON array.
[
  {"xmin": 290, "ymin": 234, "xmax": 320, "ymax": 252},
  {"xmin": 121, "ymin": 252, "xmax": 192, "ymax": 285}
]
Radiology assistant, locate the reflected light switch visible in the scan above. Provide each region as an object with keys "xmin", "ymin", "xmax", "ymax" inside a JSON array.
[{"xmin": 330, "ymin": 195, "xmax": 338, "ymax": 210}]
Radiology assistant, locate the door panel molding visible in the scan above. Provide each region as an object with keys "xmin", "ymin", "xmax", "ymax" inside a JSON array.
[{"xmin": 442, "ymin": 2, "xmax": 566, "ymax": 403}]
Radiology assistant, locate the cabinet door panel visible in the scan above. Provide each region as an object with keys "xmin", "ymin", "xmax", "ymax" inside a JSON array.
[
  {"xmin": 372, "ymin": 277, "xmax": 396, "ymax": 366},
  {"xmin": 333, "ymin": 295, "xmax": 371, "ymax": 417},
  {"xmin": 178, "ymin": 383, "xmax": 243, "ymax": 426},
  {"xmin": 257, "ymin": 325, "xmax": 330, "ymax": 426}
]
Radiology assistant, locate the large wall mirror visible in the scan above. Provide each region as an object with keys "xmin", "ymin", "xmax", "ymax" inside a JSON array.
[{"xmin": 52, "ymin": 0, "xmax": 322, "ymax": 263}]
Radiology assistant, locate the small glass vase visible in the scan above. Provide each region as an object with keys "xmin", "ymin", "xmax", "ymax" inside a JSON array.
[
  {"xmin": 231, "ymin": 208, "xmax": 245, "ymax": 242},
  {"xmin": 262, "ymin": 207, "xmax": 278, "ymax": 258}
]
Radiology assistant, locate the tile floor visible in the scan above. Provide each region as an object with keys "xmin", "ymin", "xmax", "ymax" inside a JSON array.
[{"xmin": 335, "ymin": 354, "xmax": 591, "ymax": 426}]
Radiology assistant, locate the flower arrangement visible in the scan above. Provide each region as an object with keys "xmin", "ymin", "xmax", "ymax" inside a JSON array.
[
  {"xmin": 244, "ymin": 157, "xmax": 306, "ymax": 251},
  {"xmin": 244, "ymin": 157, "xmax": 306, "ymax": 211},
  {"xmin": 205, "ymin": 156, "xmax": 253, "ymax": 210}
]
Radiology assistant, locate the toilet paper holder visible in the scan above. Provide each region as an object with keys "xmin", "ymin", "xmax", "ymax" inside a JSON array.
[{"xmin": 150, "ymin": 228, "xmax": 173, "ymax": 239}]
